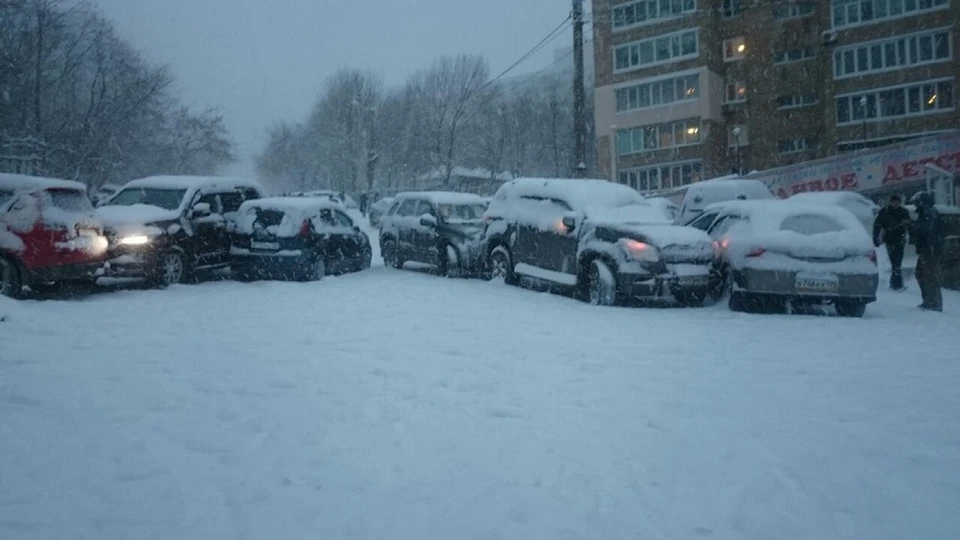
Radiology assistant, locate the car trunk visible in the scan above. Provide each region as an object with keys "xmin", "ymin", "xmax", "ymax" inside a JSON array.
[{"xmin": 234, "ymin": 208, "xmax": 306, "ymax": 252}]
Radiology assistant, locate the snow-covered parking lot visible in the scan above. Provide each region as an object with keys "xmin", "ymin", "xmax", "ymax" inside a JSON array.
[{"xmin": 2, "ymin": 263, "xmax": 959, "ymax": 539}]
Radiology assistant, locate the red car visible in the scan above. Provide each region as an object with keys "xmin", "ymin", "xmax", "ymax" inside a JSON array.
[{"xmin": 1, "ymin": 174, "xmax": 108, "ymax": 298}]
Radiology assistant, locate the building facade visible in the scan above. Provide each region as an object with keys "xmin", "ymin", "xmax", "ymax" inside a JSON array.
[{"xmin": 591, "ymin": 0, "xmax": 960, "ymax": 194}]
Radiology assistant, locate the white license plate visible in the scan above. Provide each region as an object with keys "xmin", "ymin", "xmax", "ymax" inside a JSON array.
[
  {"xmin": 795, "ymin": 273, "xmax": 839, "ymax": 293},
  {"xmin": 250, "ymin": 241, "xmax": 280, "ymax": 251}
]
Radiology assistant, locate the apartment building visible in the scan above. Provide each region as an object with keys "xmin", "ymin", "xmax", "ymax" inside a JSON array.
[{"xmin": 591, "ymin": 0, "xmax": 960, "ymax": 194}]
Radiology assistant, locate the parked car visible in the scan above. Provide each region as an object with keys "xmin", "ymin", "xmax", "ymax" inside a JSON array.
[
  {"xmin": 230, "ymin": 197, "xmax": 371, "ymax": 281},
  {"xmin": 1, "ymin": 173, "xmax": 108, "ymax": 298},
  {"xmin": 379, "ymin": 191, "xmax": 488, "ymax": 277},
  {"xmin": 294, "ymin": 190, "xmax": 358, "ymax": 209},
  {"xmin": 788, "ymin": 191, "xmax": 879, "ymax": 233},
  {"xmin": 91, "ymin": 183, "xmax": 122, "ymax": 207},
  {"xmin": 686, "ymin": 200, "xmax": 879, "ymax": 317},
  {"xmin": 368, "ymin": 196, "xmax": 395, "ymax": 227},
  {"xmin": 482, "ymin": 178, "xmax": 717, "ymax": 306},
  {"xmin": 679, "ymin": 177, "xmax": 774, "ymax": 224},
  {"xmin": 96, "ymin": 176, "xmax": 265, "ymax": 287}
]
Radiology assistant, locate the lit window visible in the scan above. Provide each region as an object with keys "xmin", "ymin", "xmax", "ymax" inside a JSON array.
[
  {"xmin": 724, "ymin": 81, "xmax": 747, "ymax": 103},
  {"xmin": 724, "ymin": 37, "xmax": 747, "ymax": 61}
]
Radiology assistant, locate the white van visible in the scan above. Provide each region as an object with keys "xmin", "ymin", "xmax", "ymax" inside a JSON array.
[
  {"xmin": 788, "ymin": 191, "xmax": 879, "ymax": 233},
  {"xmin": 679, "ymin": 178, "xmax": 774, "ymax": 224}
]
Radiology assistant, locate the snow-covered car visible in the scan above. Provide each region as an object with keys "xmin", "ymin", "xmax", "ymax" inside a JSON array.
[
  {"xmin": 644, "ymin": 196, "xmax": 681, "ymax": 223},
  {"xmin": 687, "ymin": 200, "xmax": 880, "ymax": 317},
  {"xmin": 295, "ymin": 190, "xmax": 358, "ymax": 209},
  {"xmin": 97, "ymin": 176, "xmax": 264, "ymax": 287},
  {"xmin": 230, "ymin": 197, "xmax": 371, "ymax": 281},
  {"xmin": 1, "ymin": 173, "xmax": 108, "ymax": 298},
  {"xmin": 788, "ymin": 191, "xmax": 879, "ymax": 233},
  {"xmin": 91, "ymin": 183, "xmax": 123, "ymax": 207},
  {"xmin": 367, "ymin": 196, "xmax": 395, "ymax": 228},
  {"xmin": 482, "ymin": 178, "xmax": 717, "ymax": 306},
  {"xmin": 679, "ymin": 177, "xmax": 775, "ymax": 224},
  {"xmin": 379, "ymin": 191, "xmax": 487, "ymax": 277}
]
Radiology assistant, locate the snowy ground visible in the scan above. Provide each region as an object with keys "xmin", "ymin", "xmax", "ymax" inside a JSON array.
[{"xmin": 2, "ymin": 232, "xmax": 959, "ymax": 539}]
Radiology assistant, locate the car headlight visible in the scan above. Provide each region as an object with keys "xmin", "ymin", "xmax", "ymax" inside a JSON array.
[
  {"xmin": 618, "ymin": 238, "xmax": 660, "ymax": 263},
  {"xmin": 119, "ymin": 235, "xmax": 151, "ymax": 246}
]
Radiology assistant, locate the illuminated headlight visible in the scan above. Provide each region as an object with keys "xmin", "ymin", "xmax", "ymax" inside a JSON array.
[
  {"xmin": 92, "ymin": 236, "xmax": 109, "ymax": 254},
  {"xmin": 119, "ymin": 235, "xmax": 151, "ymax": 246},
  {"xmin": 618, "ymin": 238, "xmax": 660, "ymax": 263}
]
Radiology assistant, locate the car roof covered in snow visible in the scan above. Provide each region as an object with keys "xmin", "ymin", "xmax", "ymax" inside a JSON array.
[
  {"xmin": 121, "ymin": 175, "xmax": 264, "ymax": 193},
  {"xmin": 239, "ymin": 196, "xmax": 343, "ymax": 213},
  {"xmin": 706, "ymin": 199, "xmax": 865, "ymax": 231},
  {"xmin": 685, "ymin": 177, "xmax": 774, "ymax": 198},
  {"xmin": 394, "ymin": 191, "xmax": 486, "ymax": 205},
  {"xmin": 495, "ymin": 178, "xmax": 646, "ymax": 212},
  {"xmin": 0, "ymin": 173, "xmax": 87, "ymax": 193}
]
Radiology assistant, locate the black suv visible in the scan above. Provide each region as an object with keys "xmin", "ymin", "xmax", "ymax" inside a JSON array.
[
  {"xmin": 481, "ymin": 178, "xmax": 717, "ymax": 306},
  {"xmin": 97, "ymin": 176, "xmax": 264, "ymax": 287},
  {"xmin": 379, "ymin": 192, "xmax": 488, "ymax": 277}
]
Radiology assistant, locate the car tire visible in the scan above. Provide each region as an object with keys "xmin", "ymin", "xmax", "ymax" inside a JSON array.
[
  {"xmin": 152, "ymin": 251, "xmax": 187, "ymax": 288},
  {"xmin": 835, "ymin": 300, "xmax": 867, "ymax": 318},
  {"xmin": 0, "ymin": 258, "xmax": 25, "ymax": 299},
  {"xmin": 358, "ymin": 246, "xmax": 372, "ymax": 271},
  {"xmin": 381, "ymin": 239, "xmax": 403, "ymax": 269},
  {"xmin": 439, "ymin": 245, "xmax": 461, "ymax": 278},
  {"xmin": 308, "ymin": 256, "xmax": 326, "ymax": 281},
  {"xmin": 675, "ymin": 290, "xmax": 706, "ymax": 307},
  {"xmin": 586, "ymin": 259, "xmax": 618, "ymax": 307},
  {"xmin": 488, "ymin": 245, "xmax": 517, "ymax": 285}
]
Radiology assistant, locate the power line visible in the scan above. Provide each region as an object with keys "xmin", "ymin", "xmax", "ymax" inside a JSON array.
[{"xmin": 487, "ymin": 15, "xmax": 573, "ymax": 87}]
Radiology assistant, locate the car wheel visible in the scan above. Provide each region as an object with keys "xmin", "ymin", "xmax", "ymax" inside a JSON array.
[
  {"xmin": 440, "ymin": 245, "xmax": 461, "ymax": 278},
  {"xmin": 488, "ymin": 246, "xmax": 517, "ymax": 285},
  {"xmin": 309, "ymin": 256, "xmax": 326, "ymax": 281},
  {"xmin": 359, "ymin": 246, "xmax": 372, "ymax": 271},
  {"xmin": 835, "ymin": 300, "xmax": 867, "ymax": 318},
  {"xmin": 586, "ymin": 259, "xmax": 618, "ymax": 306},
  {"xmin": 382, "ymin": 239, "xmax": 403, "ymax": 269},
  {"xmin": 153, "ymin": 251, "xmax": 186, "ymax": 288},
  {"xmin": 0, "ymin": 258, "xmax": 25, "ymax": 299}
]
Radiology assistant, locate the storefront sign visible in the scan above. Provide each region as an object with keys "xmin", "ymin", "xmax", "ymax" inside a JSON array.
[{"xmin": 752, "ymin": 134, "xmax": 960, "ymax": 198}]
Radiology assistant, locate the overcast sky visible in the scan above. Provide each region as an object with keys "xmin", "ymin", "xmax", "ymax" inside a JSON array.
[{"xmin": 94, "ymin": 0, "xmax": 583, "ymax": 176}]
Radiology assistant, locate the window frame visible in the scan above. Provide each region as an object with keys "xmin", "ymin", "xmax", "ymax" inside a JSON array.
[
  {"xmin": 611, "ymin": 0, "xmax": 698, "ymax": 32},
  {"xmin": 723, "ymin": 37, "xmax": 747, "ymax": 62},
  {"xmin": 614, "ymin": 28, "xmax": 700, "ymax": 74},
  {"xmin": 835, "ymin": 77, "xmax": 955, "ymax": 125},
  {"xmin": 831, "ymin": 0, "xmax": 949, "ymax": 30},
  {"xmin": 832, "ymin": 28, "xmax": 952, "ymax": 79}
]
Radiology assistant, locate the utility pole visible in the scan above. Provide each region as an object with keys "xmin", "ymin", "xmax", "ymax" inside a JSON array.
[{"xmin": 572, "ymin": 0, "xmax": 587, "ymax": 178}]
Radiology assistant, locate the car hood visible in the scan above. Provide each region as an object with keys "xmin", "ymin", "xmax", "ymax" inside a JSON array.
[
  {"xmin": 599, "ymin": 222, "xmax": 711, "ymax": 247},
  {"xmin": 97, "ymin": 204, "xmax": 181, "ymax": 228}
]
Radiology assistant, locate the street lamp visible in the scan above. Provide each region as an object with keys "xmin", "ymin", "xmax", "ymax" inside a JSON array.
[
  {"xmin": 858, "ymin": 96, "xmax": 868, "ymax": 149},
  {"xmin": 732, "ymin": 126, "xmax": 742, "ymax": 176}
]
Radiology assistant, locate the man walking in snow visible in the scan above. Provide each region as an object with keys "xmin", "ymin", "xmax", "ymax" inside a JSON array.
[
  {"xmin": 873, "ymin": 194, "xmax": 911, "ymax": 290},
  {"xmin": 909, "ymin": 192, "xmax": 943, "ymax": 311}
]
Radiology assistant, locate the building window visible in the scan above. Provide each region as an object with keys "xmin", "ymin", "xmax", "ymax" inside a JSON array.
[
  {"xmin": 831, "ymin": 0, "xmax": 950, "ymax": 30},
  {"xmin": 614, "ymin": 29, "xmax": 699, "ymax": 73},
  {"xmin": 723, "ymin": 37, "xmax": 747, "ymax": 61},
  {"xmin": 777, "ymin": 137, "xmax": 821, "ymax": 154},
  {"xmin": 774, "ymin": 47, "xmax": 817, "ymax": 64},
  {"xmin": 776, "ymin": 94, "xmax": 819, "ymax": 109},
  {"xmin": 835, "ymin": 78, "xmax": 954, "ymax": 124},
  {"xmin": 612, "ymin": 0, "xmax": 697, "ymax": 30},
  {"xmin": 724, "ymin": 80, "xmax": 747, "ymax": 103},
  {"xmin": 720, "ymin": 0, "xmax": 745, "ymax": 17},
  {"xmin": 833, "ymin": 29, "xmax": 951, "ymax": 79},
  {"xmin": 728, "ymin": 125, "xmax": 749, "ymax": 147},
  {"xmin": 615, "ymin": 118, "xmax": 702, "ymax": 156},
  {"xmin": 620, "ymin": 160, "xmax": 703, "ymax": 192},
  {"xmin": 615, "ymin": 73, "xmax": 700, "ymax": 113},
  {"xmin": 773, "ymin": 1, "xmax": 816, "ymax": 19}
]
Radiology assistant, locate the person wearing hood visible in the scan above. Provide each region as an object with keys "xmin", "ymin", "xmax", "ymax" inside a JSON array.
[
  {"xmin": 873, "ymin": 194, "xmax": 911, "ymax": 291},
  {"xmin": 909, "ymin": 192, "xmax": 943, "ymax": 311}
]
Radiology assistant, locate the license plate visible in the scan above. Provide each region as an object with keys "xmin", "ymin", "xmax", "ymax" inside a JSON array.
[
  {"xmin": 795, "ymin": 273, "xmax": 839, "ymax": 293},
  {"xmin": 250, "ymin": 241, "xmax": 280, "ymax": 251}
]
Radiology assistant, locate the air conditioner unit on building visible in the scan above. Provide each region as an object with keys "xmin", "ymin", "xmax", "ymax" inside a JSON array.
[{"xmin": 822, "ymin": 31, "xmax": 838, "ymax": 45}]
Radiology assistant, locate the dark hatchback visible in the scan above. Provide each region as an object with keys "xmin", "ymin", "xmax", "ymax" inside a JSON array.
[{"xmin": 230, "ymin": 197, "xmax": 371, "ymax": 281}]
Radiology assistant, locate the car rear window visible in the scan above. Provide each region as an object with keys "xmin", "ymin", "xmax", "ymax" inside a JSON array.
[
  {"xmin": 253, "ymin": 208, "xmax": 285, "ymax": 227},
  {"xmin": 46, "ymin": 189, "xmax": 94, "ymax": 212},
  {"xmin": 780, "ymin": 214, "xmax": 846, "ymax": 235}
]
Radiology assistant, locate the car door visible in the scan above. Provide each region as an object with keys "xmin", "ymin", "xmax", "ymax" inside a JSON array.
[
  {"xmin": 332, "ymin": 209, "xmax": 363, "ymax": 270},
  {"xmin": 393, "ymin": 199, "xmax": 418, "ymax": 260},
  {"xmin": 190, "ymin": 192, "xmax": 228, "ymax": 267},
  {"xmin": 314, "ymin": 208, "xmax": 347, "ymax": 269},
  {"xmin": 412, "ymin": 199, "xmax": 439, "ymax": 265},
  {"xmin": 512, "ymin": 196, "xmax": 544, "ymax": 267},
  {"xmin": 538, "ymin": 197, "xmax": 578, "ymax": 277}
]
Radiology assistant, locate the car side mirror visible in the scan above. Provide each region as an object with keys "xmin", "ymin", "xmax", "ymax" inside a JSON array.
[
  {"xmin": 191, "ymin": 202, "xmax": 212, "ymax": 218},
  {"xmin": 419, "ymin": 214, "xmax": 437, "ymax": 228},
  {"xmin": 561, "ymin": 212, "xmax": 578, "ymax": 231}
]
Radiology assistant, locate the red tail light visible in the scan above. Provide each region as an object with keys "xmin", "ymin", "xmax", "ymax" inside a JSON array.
[
  {"xmin": 299, "ymin": 219, "xmax": 312, "ymax": 238},
  {"xmin": 869, "ymin": 250, "xmax": 877, "ymax": 264},
  {"xmin": 746, "ymin": 247, "xmax": 766, "ymax": 258}
]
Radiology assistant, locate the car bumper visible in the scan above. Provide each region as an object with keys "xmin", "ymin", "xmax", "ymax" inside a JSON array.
[
  {"xmin": 231, "ymin": 250, "xmax": 309, "ymax": 280},
  {"xmin": 103, "ymin": 248, "xmax": 160, "ymax": 278},
  {"xmin": 733, "ymin": 268, "xmax": 878, "ymax": 302},
  {"xmin": 25, "ymin": 261, "xmax": 105, "ymax": 283},
  {"xmin": 617, "ymin": 263, "xmax": 713, "ymax": 299}
]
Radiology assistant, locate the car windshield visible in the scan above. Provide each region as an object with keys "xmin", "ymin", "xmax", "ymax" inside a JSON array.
[
  {"xmin": 107, "ymin": 187, "xmax": 187, "ymax": 210},
  {"xmin": 437, "ymin": 203, "xmax": 486, "ymax": 220},
  {"xmin": 46, "ymin": 189, "xmax": 94, "ymax": 212}
]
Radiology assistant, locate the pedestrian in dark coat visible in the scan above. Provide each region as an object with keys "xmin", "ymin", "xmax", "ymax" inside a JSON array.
[
  {"xmin": 872, "ymin": 195, "xmax": 911, "ymax": 290},
  {"xmin": 909, "ymin": 192, "xmax": 943, "ymax": 311}
]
